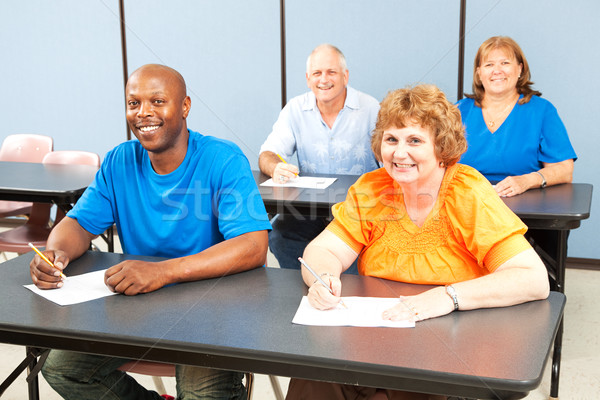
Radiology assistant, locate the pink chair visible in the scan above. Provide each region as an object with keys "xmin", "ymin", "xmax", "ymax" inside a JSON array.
[
  {"xmin": 0, "ymin": 150, "xmax": 100, "ymax": 255},
  {"xmin": 0, "ymin": 134, "xmax": 53, "ymax": 162},
  {"xmin": 42, "ymin": 150, "xmax": 100, "ymax": 168},
  {"xmin": 118, "ymin": 361, "xmax": 254, "ymax": 398},
  {"xmin": 0, "ymin": 134, "xmax": 54, "ymax": 219}
]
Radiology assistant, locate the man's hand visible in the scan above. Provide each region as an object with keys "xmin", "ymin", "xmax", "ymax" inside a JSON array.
[
  {"xmin": 258, "ymin": 151, "xmax": 299, "ymax": 183},
  {"xmin": 273, "ymin": 162, "xmax": 299, "ymax": 184},
  {"xmin": 104, "ymin": 260, "xmax": 169, "ymax": 295},
  {"xmin": 30, "ymin": 250, "xmax": 69, "ymax": 289}
]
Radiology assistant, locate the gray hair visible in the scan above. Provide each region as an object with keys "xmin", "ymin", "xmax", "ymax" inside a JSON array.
[{"xmin": 306, "ymin": 44, "xmax": 348, "ymax": 73}]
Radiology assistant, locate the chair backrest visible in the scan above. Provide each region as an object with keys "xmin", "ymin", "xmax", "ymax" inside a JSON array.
[
  {"xmin": 0, "ymin": 134, "xmax": 53, "ymax": 162},
  {"xmin": 42, "ymin": 150, "xmax": 100, "ymax": 168}
]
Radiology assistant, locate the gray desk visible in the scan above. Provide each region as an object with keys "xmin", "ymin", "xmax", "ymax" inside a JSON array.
[
  {"xmin": 255, "ymin": 170, "xmax": 592, "ymax": 398},
  {"xmin": 0, "ymin": 161, "xmax": 113, "ymax": 253},
  {"xmin": 0, "ymin": 251, "xmax": 565, "ymax": 399},
  {"xmin": 0, "ymin": 161, "xmax": 97, "ymax": 205}
]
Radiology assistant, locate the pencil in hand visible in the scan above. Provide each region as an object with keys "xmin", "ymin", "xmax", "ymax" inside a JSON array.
[
  {"xmin": 28, "ymin": 242, "xmax": 68, "ymax": 280},
  {"xmin": 298, "ymin": 257, "xmax": 348, "ymax": 309},
  {"xmin": 275, "ymin": 154, "xmax": 298, "ymax": 179}
]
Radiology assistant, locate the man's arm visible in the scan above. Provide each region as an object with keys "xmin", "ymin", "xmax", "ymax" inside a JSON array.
[
  {"xmin": 29, "ymin": 216, "xmax": 98, "ymax": 289},
  {"xmin": 258, "ymin": 150, "xmax": 299, "ymax": 182},
  {"xmin": 104, "ymin": 230, "xmax": 269, "ymax": 295}
]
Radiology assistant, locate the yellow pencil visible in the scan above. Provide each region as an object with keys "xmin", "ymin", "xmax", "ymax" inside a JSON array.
[
  {"xmin": 28, "ymin": 242, "xmax": 68, "ymax": 280},
  {"xmin": 276, "ymin": 154, "xmax": 298, "ymax": 177}
]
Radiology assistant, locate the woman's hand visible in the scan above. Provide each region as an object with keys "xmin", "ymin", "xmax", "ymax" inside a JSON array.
[
  {"xmin": 382, "ymin": 287, "xmax": 455, "ymax": 322},
  {"xmin": 496, "ymin": 159, "xmax": 574, "ymax": 197},
  {"xmin": 306, "ymin": 275, "xmax": 343, "ymax": 310},
  {"xmin": 494, "ymin": 174, "xmax": 534, "ymax": 197}
]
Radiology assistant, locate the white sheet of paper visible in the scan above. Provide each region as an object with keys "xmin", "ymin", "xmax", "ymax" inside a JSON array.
[
  {"xmin": 260, "ymin": 176, "xmax": 337, "ymax": 189},
  {"xmin": 292, "ymin": 296, "xmax": 415, "ymax": 328},
  {"xmin": 24, "ymin": 269, "xmax": 118, "ymax": 306}
]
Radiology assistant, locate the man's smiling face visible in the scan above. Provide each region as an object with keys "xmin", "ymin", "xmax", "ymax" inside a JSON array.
[
  {"xmin": 306, "ymin": 47, "xmax": 349, "ymax": 108},
  {"xmin": 125, "ymin": 65, "xmax": 190, "ymax": 155}
]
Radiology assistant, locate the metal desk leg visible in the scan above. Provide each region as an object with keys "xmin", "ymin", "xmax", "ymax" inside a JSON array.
[
  {"xmin": 27, "ymin": 348, "xmax": 40, "ymax": 400},
  {"xmin": 550, "ymin": 230, "xmax": 568, "ymax": 400},
  {"xmin": 550, "ymin": 318, "xmax": 564, "ymax": 400},
  {"xmin": 0, "ymin": 347, "xmax": 47, "ymax": 400}
]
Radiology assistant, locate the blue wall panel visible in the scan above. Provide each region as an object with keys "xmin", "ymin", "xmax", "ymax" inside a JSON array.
[
  {"xmin": 285, "ymin": 0, "xmax": 460, "ymax": 103},
  {"xmin": 0, "ymin": 0, "xmax": 126, "ymax": 159},
  {"xmin": 123, "ymin": 0, "xmax": 281, "ymax": 168}
]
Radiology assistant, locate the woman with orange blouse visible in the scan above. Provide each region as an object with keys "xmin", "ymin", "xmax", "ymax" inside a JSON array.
[{"xmin": 285, "ymin": 85, "xmax": 549, "ymax": 400}]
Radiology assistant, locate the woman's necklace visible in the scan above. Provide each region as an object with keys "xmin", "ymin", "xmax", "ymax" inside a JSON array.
[{"xmin": 483, "ymin": 94, "xmax": 519, "ymax": 130}]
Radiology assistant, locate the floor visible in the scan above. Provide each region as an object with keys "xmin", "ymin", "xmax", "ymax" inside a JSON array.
[{"xmin": 1, "ymin": 230, "xmax": 599, "ymax": 399}]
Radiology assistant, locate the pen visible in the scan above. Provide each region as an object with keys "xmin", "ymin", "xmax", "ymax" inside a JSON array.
[
  {"xmin": 298, "ymin": 257, "xmax": 347, "ymax": 309},
  {"xmin": 28, "ymin": 242, "xmax": 68, "ymax": 280}
]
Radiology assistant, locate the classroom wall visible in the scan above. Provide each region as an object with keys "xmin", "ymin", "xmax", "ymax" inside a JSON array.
[{"xmin": 1, "ymin": 0, "xmax": 598, "ymax": 259}]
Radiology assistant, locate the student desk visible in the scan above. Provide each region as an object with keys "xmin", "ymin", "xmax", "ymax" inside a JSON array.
[
  {"xmin": 0, "ymin": 161, "xmax": 112, "ymax": 251},
  {"xmin": 255, "ymin": 171, "xmax": 593, "ymax": 398},
  {"xmin": 0, "ymin": 161, "xmax": 97, "ymax": 204},
  {"xmin": 0, "ymin": 251, "xmax": 565, "ymax": 400}
]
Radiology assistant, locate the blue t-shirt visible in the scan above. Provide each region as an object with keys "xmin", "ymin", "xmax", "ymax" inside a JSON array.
[
  {"xmin": 458, "ymin": 95, "xmax": 577, "ymax": 182},
  {"xmin": 68, "ymin": 130, "xmax": 271, "ymax": 258}
]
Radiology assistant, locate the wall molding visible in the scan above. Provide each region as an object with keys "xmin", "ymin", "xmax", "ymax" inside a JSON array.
[{"xmin": 567, "ymin": 257, "xmax": 600, "ymax": 271}]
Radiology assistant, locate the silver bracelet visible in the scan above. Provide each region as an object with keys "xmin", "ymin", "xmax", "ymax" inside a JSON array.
[
  {"xmin": 533, "ymin": 171, "xmax": 547, "ymax": 188},
  {"xmin": 445, "ymin": 285, "xmax": 459, "ymax": 311}
]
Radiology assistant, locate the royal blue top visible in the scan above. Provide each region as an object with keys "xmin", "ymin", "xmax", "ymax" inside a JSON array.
[{"xmin": 458, "ymin": 95, "xmax": 577, "ymax": 182}]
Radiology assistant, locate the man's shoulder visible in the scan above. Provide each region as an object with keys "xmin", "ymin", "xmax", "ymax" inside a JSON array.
[
  {"xmin": 284, "ymin": 91, "xmax": 315, "ymax": 111},
  {"xmin": 346, "ymin": 86, "xmax": 380, "ymax": 110},
  {"xmin": 188, "ymin": 130, "xmax": 247, "ymax": 167},
  {"xmin": 189, "ymin": 130, "xmax": 243, "ymax": 153},
  {"xmin": 103, "ymin": 139, "xmax": 143, "ymax": 164}
]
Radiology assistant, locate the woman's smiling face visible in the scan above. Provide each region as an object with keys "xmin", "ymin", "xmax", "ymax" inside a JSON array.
[{"xmin": 380, "ymin": 124, "xmax": 442, "ymax": 187}]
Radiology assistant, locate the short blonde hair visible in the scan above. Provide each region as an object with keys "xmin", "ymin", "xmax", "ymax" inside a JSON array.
[{"xmin": 372, "ymin": 85, "xmax": 467, "ymax": 166}]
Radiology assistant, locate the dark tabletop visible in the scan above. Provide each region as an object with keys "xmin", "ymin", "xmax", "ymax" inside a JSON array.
[
  {"xmin": 0, "ymin": 161, "xmax": 98, "ymax": 204},
  {"xmin": 254, "ymin": 170, "xmax": 593, "ymax": 229},
  {"xmin": 0, "ymin": 251, "xmax": 565, "ymax": 399}
]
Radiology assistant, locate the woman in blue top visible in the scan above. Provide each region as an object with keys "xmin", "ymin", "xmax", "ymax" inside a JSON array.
[{"xmin": 458, "ymin": 36, "xmax": 576, "ymax": 197}]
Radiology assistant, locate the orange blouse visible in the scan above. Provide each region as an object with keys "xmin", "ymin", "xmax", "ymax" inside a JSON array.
[{"xmin": 327, "ymin": 164, "xmax": 531, "ymax": 285}]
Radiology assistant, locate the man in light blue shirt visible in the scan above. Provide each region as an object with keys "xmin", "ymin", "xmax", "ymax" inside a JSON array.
[{"xmin": 259, "ymin": 44, "xmax": 380, "ymax": 272}]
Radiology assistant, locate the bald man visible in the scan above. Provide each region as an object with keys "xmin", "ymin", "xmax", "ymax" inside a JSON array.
[{"xmin": 30, "ymin": 64, "xmax": 270, "ymax": 400}]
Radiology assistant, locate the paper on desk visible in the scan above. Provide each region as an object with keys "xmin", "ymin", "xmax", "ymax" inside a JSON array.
[
  {"xmin": 24, "ymin": 269, "xmax": 118, "ymax": 306},
  {"xmin": 292, "ymin": 296, "xmax": 415, "ymax": 328},
  {"xmin": 260, "ymin": 176, "xmax": 337, "ymax": 189}
]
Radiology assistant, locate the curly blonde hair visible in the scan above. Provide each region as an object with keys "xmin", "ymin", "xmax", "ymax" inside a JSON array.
[{"xmin": 372, "ymin": 84, "xmax": 467, "ymax": 166}]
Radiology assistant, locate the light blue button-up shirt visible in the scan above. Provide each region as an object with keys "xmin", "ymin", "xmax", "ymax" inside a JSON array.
[{"xmin": 260, "ymin": 86, "xmax": 380, "ymax": 175}]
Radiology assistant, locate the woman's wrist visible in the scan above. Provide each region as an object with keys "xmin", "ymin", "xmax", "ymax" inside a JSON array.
[
  {"xmin": 532, "ymin": 170, "xmax": 547, "ymax": 188},
  {"xmin": 312, "ymin": 272, "xmax": 334, "ymax": 285}
]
